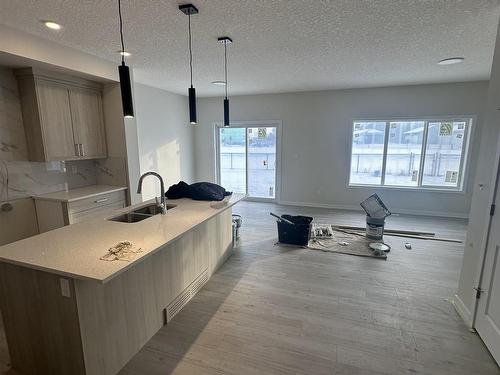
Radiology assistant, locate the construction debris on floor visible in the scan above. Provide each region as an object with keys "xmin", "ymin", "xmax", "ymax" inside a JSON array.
[
  {"xmin": 271, "ymin": 194, "xmax": 462, "ymax": 259},
  {"xmin": 308, "ymin": 194, "xmax": 393, "ymax": 259},
  {"xmin": 360, "ymin": 193, "xmax": 392, "ymax": 240},
  {"xmin": 331, "ymin": 225, "xmax": 462, "ymax": 243},
  {"xmin": 309, "ymin": 223, "xmax": 389, "ymax": 259}
]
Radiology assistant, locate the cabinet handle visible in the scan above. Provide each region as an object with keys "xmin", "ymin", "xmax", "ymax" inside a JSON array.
[
  {"xmin": 75, "ymin": 143, "xmax": 80, "ymax": 157},
  {"xmin": 94, "ymin": 198, "xmax": 108, "ymax": 204},
  {"xmin": 81, "ymin": 144, "xmax": 85, "ymax": 157}
]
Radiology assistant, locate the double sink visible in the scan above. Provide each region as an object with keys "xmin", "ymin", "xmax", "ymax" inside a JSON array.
[
  {"xmin": 110, "ymin": 172, "xmax": 175, "ymax": 223},
  {"xmin": 109, "ymin": 203, "xmax": 176, "ymax": 223}
]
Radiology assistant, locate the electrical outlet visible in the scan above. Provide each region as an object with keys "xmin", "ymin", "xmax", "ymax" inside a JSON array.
[{"xmin": 60, "ymin": 278, "xmax": 71, "ymax": 298}]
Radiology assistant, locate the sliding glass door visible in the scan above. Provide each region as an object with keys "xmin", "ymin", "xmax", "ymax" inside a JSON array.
[
  {"xmin": 217, "ymin": 123, "xmax": 279, "ymax": 200},
  {"xmin": 247, "ymin": 127, "xmax": 277, "ymax": 198},
  {"xmin": 219, "ymin": 127, "xmax": 246, "ymax": 193}
]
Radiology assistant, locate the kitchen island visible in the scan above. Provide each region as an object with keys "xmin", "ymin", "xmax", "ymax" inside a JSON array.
[{"xmin": 0, "ymin": 193, "xmax": 245, "ymax": 375}]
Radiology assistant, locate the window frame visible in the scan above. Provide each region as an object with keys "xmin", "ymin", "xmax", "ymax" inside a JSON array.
[
  {"xmin": 347, "ymin": 116, "xmax": 474, "ymax": 192},
  {"xmin": 213, "ymin": 120, "xmax": 283, "ymax": 202}
]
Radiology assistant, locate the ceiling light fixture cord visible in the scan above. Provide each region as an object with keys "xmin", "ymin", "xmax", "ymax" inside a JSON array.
[
  {"xmin": 224, "ymin": 41, "xmax": 228, "ymax": 98},
  {"xmin": 188, "ymin": 13, "xmax": 193, "ymax": 86},
  {"xmin": 118, "ymin": 0, "xmax": 125, "ymax": 64}
]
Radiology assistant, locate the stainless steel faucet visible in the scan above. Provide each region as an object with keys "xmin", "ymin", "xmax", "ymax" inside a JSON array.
[{"xmin": 137, "ymin": 172, "xmax": 167, "ymax": 214}]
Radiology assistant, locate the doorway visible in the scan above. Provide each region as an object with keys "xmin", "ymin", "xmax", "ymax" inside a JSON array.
[{"xmin": 215, "ymin": 121, "xmax": 281, "ymax": 201}]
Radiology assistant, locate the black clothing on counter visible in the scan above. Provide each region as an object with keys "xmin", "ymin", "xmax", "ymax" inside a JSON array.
[
  {"xmin": 165, "ymin": 181, "xmax": 190, "ymax": 199},
  {"xmin": 166, "ymin": 181, "xmax": 232, "ymax": 201}
]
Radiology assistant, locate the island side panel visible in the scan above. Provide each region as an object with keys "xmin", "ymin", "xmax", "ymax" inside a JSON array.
[
  {"xmin": 75, "ymin": 208, "xmax": 233, "ymax": 375},
  {"xmin": 209, "ymin": 206, "xmax": 234, "ymax": 274},
  {"xmin": 0, "ymin": 263, "xmax": 86, "ymax": 375}
]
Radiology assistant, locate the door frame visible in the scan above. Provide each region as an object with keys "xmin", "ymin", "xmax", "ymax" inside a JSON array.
[
  {"xmin": 213, "ymin": 120, "xmax": 283, "ymax": 203},
  {"xmin": 472, "ymin": 133, "xmax": 500, "ymax": 326}
]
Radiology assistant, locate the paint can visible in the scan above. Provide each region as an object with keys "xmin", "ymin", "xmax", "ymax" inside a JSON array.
[
  {"xmin": 232, "ymin": 214, "xmax": 242, "ymax": 240},
  {"xmin": 366, "ymin": 216, "xmax": 385, "ymax": 240}
]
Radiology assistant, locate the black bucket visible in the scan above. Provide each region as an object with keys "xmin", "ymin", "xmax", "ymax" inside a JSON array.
[{"xmin": 277, "ymin": 215, "xmax": 313, "ymax": 246}]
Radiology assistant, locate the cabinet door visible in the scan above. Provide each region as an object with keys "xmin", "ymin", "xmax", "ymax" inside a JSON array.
[
  {"xmin": 69, "ymin": 88, "xmax": 107, "ymax": 159},
  {"xmin": 35, "ymin": 81, "xmax": 77, "ymax": 161}
]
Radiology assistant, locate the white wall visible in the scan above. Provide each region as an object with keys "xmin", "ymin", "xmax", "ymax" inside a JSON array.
[
  {"xmin": 134, "ymin": 83, "xmax": 195, "ymax": 200},
  {"xmin": 0, "ymin": 24, "xmax": 117, "ymax": 81},
  {"xmin": 195, "ymin": 82, "xmax": 488, "ymax": 217},
  {"xmin": 455, "ymin": 20, "xmax": 500, "ymax": 326}
]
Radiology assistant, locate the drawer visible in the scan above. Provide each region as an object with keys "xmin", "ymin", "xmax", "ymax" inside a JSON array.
[
  {"xmin": 68, "ymin": 190, "xmax": 126, "ymax": 214},
  {"xmin": 69, "ymin": 200, "xmax": 126, "ymax": 224}
]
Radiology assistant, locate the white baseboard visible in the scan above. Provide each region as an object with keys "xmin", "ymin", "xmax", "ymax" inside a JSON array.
[
  {"xmin": 452, "ymin": 294, "xmax": 474, "ymax": 328},
  {"xmin": 278, "ymin": 200, "xmax": 469, "ymax": 219}
]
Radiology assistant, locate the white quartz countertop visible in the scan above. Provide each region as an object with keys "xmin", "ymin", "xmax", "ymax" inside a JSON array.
[
  {"xmin": 33, "ymin": 185, "xmax": 128, "ymax": 202},
  {"xmin": 0, "ymin": 194, "xmax": 245, "ymax": 283}
]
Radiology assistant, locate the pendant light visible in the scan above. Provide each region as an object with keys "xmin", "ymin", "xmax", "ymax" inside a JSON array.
[
  {"xmin": 218, "ymin": 37, "xmax": 232, "ymax": 127},
  {"xmin": 117, "ymin": 0, "xmax": 134, "ymax": 118},
  {"xmin": 180, "ymin": 4, "xmax": 199, "ymax": 125}
]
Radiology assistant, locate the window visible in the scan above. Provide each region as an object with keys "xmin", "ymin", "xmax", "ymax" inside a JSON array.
[{"xmin": 349, "ymin": 118, "xmax": 471, "ymax": 190}]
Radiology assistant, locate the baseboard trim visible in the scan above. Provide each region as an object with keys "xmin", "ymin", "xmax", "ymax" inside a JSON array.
[
  {"xmin": 452, "ymin": 294, "xmax": 474, "ymax": 328},
  {"xmin": 278, "ymin": 200, "xmax": 468, "ymax": 219}
]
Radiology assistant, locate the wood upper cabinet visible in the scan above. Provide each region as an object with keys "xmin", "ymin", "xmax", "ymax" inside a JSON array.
[
  {"xmin": 69, "ymin": 88, "xmax": 107, "ymax": 159},
  {"xmin": 16, "ymin": 68, "xmax": 107, "ymax": 162},
  {"xmin": 35, "ymin": 80, "xmax": 76, "ymax": 161}
]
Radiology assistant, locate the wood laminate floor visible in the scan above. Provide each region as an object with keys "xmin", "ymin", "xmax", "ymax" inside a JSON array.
[{"xmin": 1, "ymin": 201, "xmax": 499, "ymax": 374}]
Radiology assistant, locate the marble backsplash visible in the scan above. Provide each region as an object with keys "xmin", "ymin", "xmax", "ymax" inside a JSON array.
[
  {"xmin": 0, "ymin": 157, "xmax": 129, "ymax": 202},
  {"xmin": 0, "ymin": 160, "xmax": 95, "ymax": 201},
  {"xmin": 95, "ymin": 157, "xmax": 128, "ymax": 187},
  {"xmin": 0, "ymin": 66, "xmax": 29, "ymax": 161}
]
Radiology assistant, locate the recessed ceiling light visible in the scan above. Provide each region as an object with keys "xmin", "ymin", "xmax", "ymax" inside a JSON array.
[
  {"xmin": 438, "ymin": 57, "xmax": 464, "ymax": 65},
  {"xmin": 212, "ymin": 80, "xmax": 226, "ymax": 86},
  {"xmin": 42, "ymin": 21, "xmax": 62, "ymax": 30},
  {"xmin": 119, "ymin": 51, "xmax": 131, "ymax": 57}
]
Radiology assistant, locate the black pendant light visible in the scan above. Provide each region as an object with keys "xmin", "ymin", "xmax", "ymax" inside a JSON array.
[
  {"xmin": 218, "ymin": 37, "xmax": 232, "ymax": 127},
  {"xmin": 117, "ymin": 0, "xmax": 134, "ymax": 118},
  {"xmin": 180, "ymin": 4, "xmax": 199, "ymax": 125}
]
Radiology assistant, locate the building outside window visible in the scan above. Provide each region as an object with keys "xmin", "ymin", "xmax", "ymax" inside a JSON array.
[{"xmin": 348, "ymin": 118, "xmax": 472, "ymax": 190}]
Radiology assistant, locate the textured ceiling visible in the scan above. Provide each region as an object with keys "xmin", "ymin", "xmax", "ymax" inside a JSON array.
[{"xmin": 1, "ymin": 0, "xmax": 499, "ymax": 97}]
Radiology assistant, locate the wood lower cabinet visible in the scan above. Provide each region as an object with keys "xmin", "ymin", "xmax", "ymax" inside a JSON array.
[
  {"xmin": 16, "ymin": 67, "xmax": 107, "ymax": 162},
  {"xmin": 0, "ymin": 208, "xmax": 234, "ymax": 375},
  {"xmin": 35, "ymin": 188, "xmax": 127, "ymax": 233}
]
